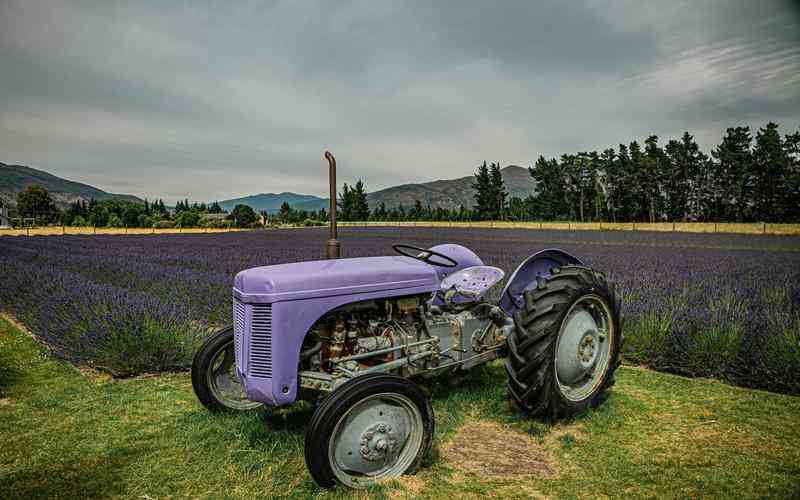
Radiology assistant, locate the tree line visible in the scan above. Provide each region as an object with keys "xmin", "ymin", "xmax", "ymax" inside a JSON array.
[
  {"xmin": 318, "ymin": 122, "xmax": 800, "ymax": 224},
  {"xmin": 9, "ymin": 121, "xmax": 799, "ymax": 227},
  {"xmin": 10, "ymin": 187, "xmax": 263, "ymax": 229},
  {"xmin": 525, "ymin": 122, "xmax": 799, "ymax": 223}
]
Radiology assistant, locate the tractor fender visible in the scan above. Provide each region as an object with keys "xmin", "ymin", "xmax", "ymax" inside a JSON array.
[
  {"xmin": 236, "ymin": 284, "xmax": 437, "ymax": 407},
  {"xmin": 498, "ymin": 248, "xmax": 584, "ymax": 316}
]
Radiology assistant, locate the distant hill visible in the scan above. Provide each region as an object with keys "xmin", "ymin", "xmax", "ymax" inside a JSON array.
[
  {"xmin": 218, "ymin": 192, "xmax": 328, "ymax": 214},
  {"xmin": 219, "ymin": 165, "xmax": 536, "ymax": 214},
  {"xmin": 0, "ymin": 161, "xmax": 536, "ymax": 216},
  {"xmin": 366, "ymin": 165, "xmax": 535, "ymax": 210},
  {"xmin": 0, "ymin": 162, "xmax": 144, "ymax": 208}
]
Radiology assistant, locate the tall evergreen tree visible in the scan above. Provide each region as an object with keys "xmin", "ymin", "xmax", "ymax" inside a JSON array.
[
  {"xmin": 711, "ymin": 127, "xmax": 753, "ymax": 221},
  {"xmin": 783, "ymin": 128, "xmax": 800, "ymax": 222},
  {"xmin": 643, "ymin": 136, "xmax": 666, "ymax": 222},
  {"xmin": 488, "ymin": 162, "xmax": 507, "ymax": 220},
  {"xmin": 351, "ymin": 179, "xmax": 370, "ymax": 221},
  {"xmin": 752, "ymin": 122, "xmax": 789, "ymax": 222},
  {"xmin": 471, "ymin": 161, "xmax": 493, "ymax": 219},
  {"xmin": 337, "ymin": 183, "xmax": 353, "ymax": 221},
  {"xmin": 278, "ymin": 201, "xmax": 293, "ymax": 223},
  {"xmin": 529, "ymin": 156, "xmax": 568, "ymax": 220}
]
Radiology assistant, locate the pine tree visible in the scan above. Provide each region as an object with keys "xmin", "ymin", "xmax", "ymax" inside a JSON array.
[
  {"xmin": 352, "ymin": 180, "xmax": 370, "ymax": 221},
  {"xmin": 664, "ymin": 138, "xmax": 692, "ymax": 221},
  {"xmin": 752, "ymin": 122, "xmax": 789, "ymax": 222},
  {"xmin": 598, "ymin": 148, "xmax": 616, "ymax": 221},
  {"xmin": 489, "ymin": 163, "xmax": 507, "ymax": 220},
  {"xmin": 529, "ymin": 156, "xmax": 568, "ymax": 220},
  {"xmin": 337, "ymin": 183, "xmax": 352, "ymax": 221},
  {"xmin": 278, "ymin": 201, "xmax": 293, "ymax": 223},
  {"xmin": 711, "ymin": 127, "xmax": 753, "ymax": 221},
  {"xmin": 643, "ymin": 136, "xmax": 665, "ymax": 222},
  {"xmin": 471, "ymin": 161, "xmax": 493, "ymax": 220},
  {"xmin": 783, "ymin": 128, "xmax": 800, "ymax": 222}
]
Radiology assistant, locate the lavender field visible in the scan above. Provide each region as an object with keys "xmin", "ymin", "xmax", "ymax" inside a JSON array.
[{"xmin": 1, "ymin": 227, "xmax": 799, "ymax": 394}]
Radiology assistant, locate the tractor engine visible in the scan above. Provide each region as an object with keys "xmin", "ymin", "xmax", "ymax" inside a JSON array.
[{"xmin": 298, "ymin": 294, "xmax": 512, "ymax": 393}]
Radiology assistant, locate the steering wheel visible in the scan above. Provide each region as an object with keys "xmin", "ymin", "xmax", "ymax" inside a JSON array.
[{"xmin": 392, "ymin": 244, "xmax": 458, "ymax": 268}]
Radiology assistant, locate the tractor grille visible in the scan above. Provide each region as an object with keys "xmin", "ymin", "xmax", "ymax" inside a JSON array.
[
  {"xmin": 233, "ymin": 298, "xmax": 246, "ymax": 368},
  {"xmin": 249, "ymin": 303, "xmax": 273, "ymax": 378}
]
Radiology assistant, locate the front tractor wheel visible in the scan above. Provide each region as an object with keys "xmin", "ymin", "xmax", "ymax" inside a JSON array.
[
  {"xmin": 505, "ymin": 265, "xmax": 622, "ymax": 420},
  {"xmin": 191, "ymin": 326, "xmax": 262, "ymax": 412},
  {"xmin": 305, "ymin": 374, "xmax": 434, "ymax": 489}
]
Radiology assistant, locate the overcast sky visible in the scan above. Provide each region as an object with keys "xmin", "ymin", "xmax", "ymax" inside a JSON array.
[{"xmin": 1, "ymin": 0, "xmax": 799, "ymax": 201}]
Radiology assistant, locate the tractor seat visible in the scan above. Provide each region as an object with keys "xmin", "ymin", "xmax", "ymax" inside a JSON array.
[{"xmin": 439, "ymin": 266, "xmax": 505, "ymax": 305}]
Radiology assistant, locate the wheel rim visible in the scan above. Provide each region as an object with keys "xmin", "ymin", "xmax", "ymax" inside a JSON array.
[
  {"xmin": 554, "ymin": 294, "xmax": 614, "ymax": 402},
  {"xmin": 206, "ymin": 340, "xmax": 261, "ymax": 410},
  {"xmin": 328, "ymin": 392, "xmax": 424, "ymax": 488}
]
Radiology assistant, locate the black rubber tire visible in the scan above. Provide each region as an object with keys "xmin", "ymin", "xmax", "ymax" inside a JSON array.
[
  {"xmin": 505, "ymin": 265, "xmax": 623, "ymax": 420},
  {"xmin": 191, "ymin": 326, "xmax": 257, "ymax": 412},
  {"xmin": 304, "ymin": 373, "xmax": 434, "ymax": 489}
]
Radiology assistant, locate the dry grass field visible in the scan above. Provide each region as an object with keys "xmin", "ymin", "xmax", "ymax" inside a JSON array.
[
  {"xmin": 0, "ymin": 226, "xmax": 250, "ymax": 237},
  {"xmin": 2, "ymin": 221, "xmax": 800, "ymax": 237}
]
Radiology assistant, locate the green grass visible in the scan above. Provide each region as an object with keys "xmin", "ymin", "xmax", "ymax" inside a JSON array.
[{"xmin": 2, "ymin": 316, "xmax": 799, "ymax": 499}]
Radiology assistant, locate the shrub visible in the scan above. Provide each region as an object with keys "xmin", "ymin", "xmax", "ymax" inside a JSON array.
[
  {"xmin": 153, "ymin": 220, "xmax": 175, "ymax": 229},
  {"xmin": 200, "ymin": 217, "xmax": 230, "ymax": 229},
  {"xmin": 137, "ymin": 214, "xmax": 153, "ymax": 228},
  {"xmin": 107, "ymin": 214, "xmax": 124, "ymax": 228},
  {"xmin": 174, "ymin": 211, "xmax": 200, "ymax": 228}
]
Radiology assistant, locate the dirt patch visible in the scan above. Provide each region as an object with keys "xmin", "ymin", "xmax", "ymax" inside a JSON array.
[
  {"xmin": 0, "ymin": 397, "xmax": 13, "ymax": 408},
  {"xmin": 442, "ymin": 418, "xmax": 557, "ymax": 478}
]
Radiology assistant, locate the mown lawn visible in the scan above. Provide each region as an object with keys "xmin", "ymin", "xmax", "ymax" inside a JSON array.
[{"xmin": 1, "ymin": 315, "xmax": 799, "ymax": 499}]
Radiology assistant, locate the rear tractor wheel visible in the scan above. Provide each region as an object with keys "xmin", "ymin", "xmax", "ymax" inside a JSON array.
[{"xmin": 505, "ymin": 265, "xmax": 622, "ymax": 419}]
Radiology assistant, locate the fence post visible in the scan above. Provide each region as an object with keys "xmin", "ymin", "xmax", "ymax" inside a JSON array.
[
  {"xmin": 762, "ymin": 222, "xmax": 766, "ymax": 234},
  {"xmin": 714, "ymin": 222, "xmax": 717, "ymax": 233},
  {"xmin": 62, "ymin": 225, "xmax": 65, "ymax": 235},
  {"xmin": 26, "ymin": 226, "xmax": 30, "ymax": 236},
  {"xmin": 633, "ymin": 222, "xmax": 636, "ymax": 231},
  {"xmin": 93, "ymin": 225, "xmax": 96, "ymax": 235},
  {"xmin": 672, "ymin": 222, "xmax": 676, "ymax": 232},
  {"xmin": 568, "ymin": 222, "xmax": 571, "ymax": 230}
]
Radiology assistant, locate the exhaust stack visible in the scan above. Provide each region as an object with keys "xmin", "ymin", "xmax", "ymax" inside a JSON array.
[{"xmin": 324, "ymin": 151, "xmax": 340, "ymax": 259}]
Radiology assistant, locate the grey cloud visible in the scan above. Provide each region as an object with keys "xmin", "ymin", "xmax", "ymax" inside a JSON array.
[{"xmin": 0, "ymin": 0, "xmax": 798, "ymax": 201}]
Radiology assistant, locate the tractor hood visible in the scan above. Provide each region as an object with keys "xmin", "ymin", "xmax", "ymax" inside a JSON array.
[{"xmin": 233, "ymin": 256, "xmax": 439, "ymax": 303}]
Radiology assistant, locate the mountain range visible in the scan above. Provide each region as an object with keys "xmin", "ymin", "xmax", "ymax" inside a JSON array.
[
  {"xmin": 218, "ymin": 192, "xmax": 328, "ymax": 213},
  {"xmin": 219, "ymin": 165, "xmax": 536, "ymax": 213},
  {"xmin": 0, "ymin": 163, "xmax": 143, "ymax": 208},
  {"xmin": 1, "ymin": 162, "xmax": 536, "ymax": 214}
]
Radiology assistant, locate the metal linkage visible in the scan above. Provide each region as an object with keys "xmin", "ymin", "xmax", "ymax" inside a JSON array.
[
  {"xmin": 329, "ymin": 337, "xmax": 439, "ymax": 364},
  {"xmin": 356, "ymin": 350, "xmax": 436, "ymax": 375}
]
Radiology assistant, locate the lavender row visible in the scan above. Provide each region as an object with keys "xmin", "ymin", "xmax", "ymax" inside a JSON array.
[
  {"xmin": 1, "ymin": 228, "xmax": 798, "ymax": 392},
  {"xmin": 0, "ymin": 256, "xmax": 205, "ymax": 375}
]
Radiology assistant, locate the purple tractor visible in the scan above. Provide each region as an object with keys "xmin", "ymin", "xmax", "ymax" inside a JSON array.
[{"xmin": 191, "ymin": 154, "xmax": 622, "ymax": 489}]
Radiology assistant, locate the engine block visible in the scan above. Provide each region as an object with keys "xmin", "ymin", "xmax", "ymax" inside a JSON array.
[{"xmin": 297, "ymin": 294, "xmax": 511, "ymax": 394}]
